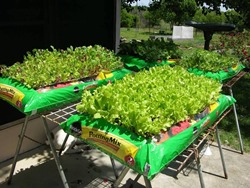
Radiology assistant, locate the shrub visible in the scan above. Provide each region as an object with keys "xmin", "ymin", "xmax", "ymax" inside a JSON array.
[{"xmin": 211, "ymin": 31, "xmax": 250, "ymax": 67}]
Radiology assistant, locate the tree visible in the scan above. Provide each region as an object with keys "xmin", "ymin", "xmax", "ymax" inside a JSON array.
[
  {"xmin": 195, "ymin": 0, "xmax": 250, "ymax": 28},
  {"xmin": 143, "ymin": 10, "xmax": 161, "ymax": 31},
  {"xmin": 122, "ymin": 0, "xmax": 135, "ymax": 12},
  {"xmin": 148, "ymin": 0, "xmax": 198, "ymax": 28},
  {"xmin": 223, "ymin": 0, "xmax": 250, "ymax": 28},
  {"xmin": 224, "ymin": 10, "xmax": 245, "ymax": 31},
  {"xmin": 125, "ymin": 0, "xmax": 250, "ymax": 28},
  {"xmin": 120, "ymin": 9, "xmax": 136, "ymax": 28},
  {"xmin": 193, "ymin": 8, "xmax": 226, "ymax": 23}
]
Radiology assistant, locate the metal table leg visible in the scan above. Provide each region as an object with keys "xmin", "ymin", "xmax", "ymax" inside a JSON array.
[
  {"xmin": 112, "ymin": 166, "xmax": 153, "ymax": 188},
  {"xmin": 59, "ymin": 134, "xmax": 70, "ymax": 156},
  {"xmin": 113, "ymin": 166, "xmax": 130, "ymax": 188},
  {"xmin": 143, "ymin": 176, "xmax": 153, "ymax": 188},
  {"xmin": 132, "ymin": 174, "xmax": 142, "ymax": 186},
  {"xmin": 110, "ymin": 157, "xmax": 119, "ymax": 179},
  {"xmin": 7, "ymin": 116, "xmax": 30, "ymax": 185},
  {"xmin": 229, "ymin": 87, "xmax": 244, "ymax": 154},
  {"xmin": 215, "ymin": 126, "xmax": 228, "ymax": 179},
  {"xmin": 196, "ymin": 154, "xmax": 205, "ymax": 188},
  {"xmin": 41, "ymin": 116, "xmax": 69, "ymax": 188}
]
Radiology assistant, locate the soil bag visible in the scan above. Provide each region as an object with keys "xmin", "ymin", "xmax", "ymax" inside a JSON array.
[
  {"xmin": 0, "ymin": 68, "xmax": 132, "ymax": 115},
  {"xmin": 60, "ymin": 94, "xmax": 235, "ymax": 180}
]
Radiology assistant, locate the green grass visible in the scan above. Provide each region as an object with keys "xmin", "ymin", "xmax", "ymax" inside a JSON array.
[
  {"xmin": 120, "ymin": 27, "xmax": 250, "ymax": 153},
  {"xmin": 120, "ymin": 27, "xmax": 154, "ymax": 41}
]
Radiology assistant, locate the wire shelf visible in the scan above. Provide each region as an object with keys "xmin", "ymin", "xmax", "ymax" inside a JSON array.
[
  {"xmin": 223, "ymin": 71, "xmax": 247, "ymax": 88},
  {"xmin": 41, "ymin": 69, "xmax": 246, "ymax": 125},
  {"xmin": 42, "ymin": 102, "xmax": 80, "ymax": 125},
  {"xmin": 166, "ymin": 107, "xmax": 232, "ymax": 176}
]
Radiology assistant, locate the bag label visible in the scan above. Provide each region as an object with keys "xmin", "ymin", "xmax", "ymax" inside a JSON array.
[
  {"xmin": 82, "ymin": 126, "xmax": 138, "ymax": 165},
  {"xmin": 0, "ymin": 84, "xmax": 25, "ymax": 108}
]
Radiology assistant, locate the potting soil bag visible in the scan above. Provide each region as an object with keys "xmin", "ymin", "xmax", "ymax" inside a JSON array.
[
  {"xmin": 60, "ymin": 94, "xmax": 235, "ymax": 180},
  {"xmin": 121, "ymin": 55, "xmax": 175, "ymax": 71},
  {"xmin": 121, "ymin": 55, "xmax": 244, "ymax": 82},
  {"xmin": 0, "ymin": 68, "xmax": 132, "ymax": 115},
  {"xmin": 187, "ymin": 63, "xmax": 245, "ymax": 82}
]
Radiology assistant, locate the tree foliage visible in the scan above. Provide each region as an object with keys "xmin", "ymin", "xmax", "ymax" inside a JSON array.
[
  {"xmin": 124, "ymin": 0, "xmax": 250, "ymax": 28},
  {"xmin": 224, "ymin": 10, "xmax": 245, "ymax": 31},
  {"xmin": 121, "ymin": 9, "xmax": 136, "ymax": 28},
  {"xmin": 193, "ymin": 8, "xmax": 226, "ymax": 23},
  {"xmin": 148, "ymin": 0, "xmax": 198, "ymax": 26},
  {"xmin": 143, "ymin": 10, "xmax": 161, "ymax": 28},
  {"xmin": 195, "ymin": 0, "xmax": 250, "ymax": 28},
  {"xmin": 122, "ymin": 0, "xmax": 135, "ymax": 12}
]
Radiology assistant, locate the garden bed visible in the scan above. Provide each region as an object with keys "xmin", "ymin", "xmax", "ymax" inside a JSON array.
[
  {"xmin": 120, "ymin": 55, "xmax": 175, "ymax": 71},
  {"xmin": 0, "ymin": 45, "xmax": 132, "ymax": 115},
  {"xmin": 60, "ymin": 93, "xmax": 234, "ymax": 180},
  {"xmin": 177, "ymin": 49, "xmax": 245, "ymax": 82},
  {"xmin": 0, "ymin": 68, "xmax": 131, "ymax": 115},
  {"xmin": 58, "ymin": 65, "xmax": 235, "ymax": 179}
]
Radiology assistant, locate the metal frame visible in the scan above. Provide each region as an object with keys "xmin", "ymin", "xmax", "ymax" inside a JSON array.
[
  {"xmin": 7, "ymin": 99, "xmax": 233, "ymax": 188},
  {"xmin": 6, "ymin": 114, "xmax": 70, "ymax": 188},
  {"xmin": 113, "ymin": 107, "xmax": 232, "ymax": 188},
  {"xmin": 6, "ymin": 103, "xmax": 80, "ymax": 188},
  {"xmin": 44, "ymin": 102, "xmax": 232, "ymax": 188},
  {"xmin": 7, "ymin": 116, "xmax": 30, "ymax": 185},
  {"xmin": 223, "ymin": 70, "xmax": 248, "ymax": 154},
  {"xmin": 43, "ymin": 103, "xmax": 120, "ymax": 184},
  {"xmin": 7, "ymin": 102, "xmax": 120, "ymax": 188},
  {"xmin": 41, "ymin": 116, "xmax": 69, "ymax": 188}
]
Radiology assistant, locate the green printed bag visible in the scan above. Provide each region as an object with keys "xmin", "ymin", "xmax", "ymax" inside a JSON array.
[
  {"xmin": 0, "ymin": 68, "xmax": 131, "ymax": 115},
  {"xmin": 60, "ymin": 94, "xmax": 235, "ymax": 180}
]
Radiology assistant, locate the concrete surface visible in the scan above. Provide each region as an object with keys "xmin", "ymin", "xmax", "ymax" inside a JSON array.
[{"xmin": 0, "ymin": 142, "xmax": 249, "ymax": 188}]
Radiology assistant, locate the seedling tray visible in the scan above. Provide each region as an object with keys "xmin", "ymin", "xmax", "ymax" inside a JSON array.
[{"xmin": 0, "ymin": 68, "xmax": 131, "ymax": 115}]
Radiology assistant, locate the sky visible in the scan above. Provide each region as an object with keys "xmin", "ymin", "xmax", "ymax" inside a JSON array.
[
  {"xmin": 131, "ymin": 0, "xmax": 227, "ymax": 11},
  {"xmin": 131, "ymin": 0, "xmax": 151, "ymax": 6}
]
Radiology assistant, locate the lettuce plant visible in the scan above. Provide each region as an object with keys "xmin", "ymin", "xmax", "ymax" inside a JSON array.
[
  {"xmin": 177, "ymin": 48, "xmax": 239, "ymax": 72},
  {"xmin": 1, "ymin": 45, "xmax": 123, "ymax": 89},
  {"xmin": 77, "ymin": 65, "xmax": 222, "ymax": 137},
  {"xmin": 118, "ymin": 38, "xmax": 182, "ymax": 62}
]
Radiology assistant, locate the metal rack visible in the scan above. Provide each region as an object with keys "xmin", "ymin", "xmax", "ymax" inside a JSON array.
[
  {"xmin": 222, "ymin": 70, "xmax": 248, "ymax": 154},
  {"xmin": 41, "ymin": 101, "xmax": 232, "ymax": 188},
  {"xmin": 117, "ymin": 107, "xmax": 232, "ymax": 188},
  {"xmin": 43, "ymin": 103, "xmax": 79, "ymax": 125},
  {"xmin": 7, "ymin": 103, "xmax": 80, "ymax": 188},
  {"xmin": 40, "ymin": 103, "xmax": 82, "ymax": 188},
  {"xmin": 40, "ymin": 103, "xmax": 121, "ymax": 188},
  {"xmin": 7, "ymin": 67, "xmax": 245, "ymax": 188}
]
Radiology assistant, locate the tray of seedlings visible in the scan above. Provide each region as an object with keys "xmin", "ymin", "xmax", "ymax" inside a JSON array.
[
  {"xmin": 58, "ymin": 65, "xmax": 235, "ymax": 180},
  {"xmin": 118, "ymin": 38, "xmax": 182, "ymax": 71},
  {"xmin": 0, "ymin": 45, "xmax": 131, "ymax": 115},
  {"xmin": 176, "ymin": 48, "xmax": 245, "ymax": 82}
]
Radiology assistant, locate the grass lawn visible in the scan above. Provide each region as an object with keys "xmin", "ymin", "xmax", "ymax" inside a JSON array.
[{"xmin": 120, "ymin": 27, "xmax": 250, "ymax": 152}]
